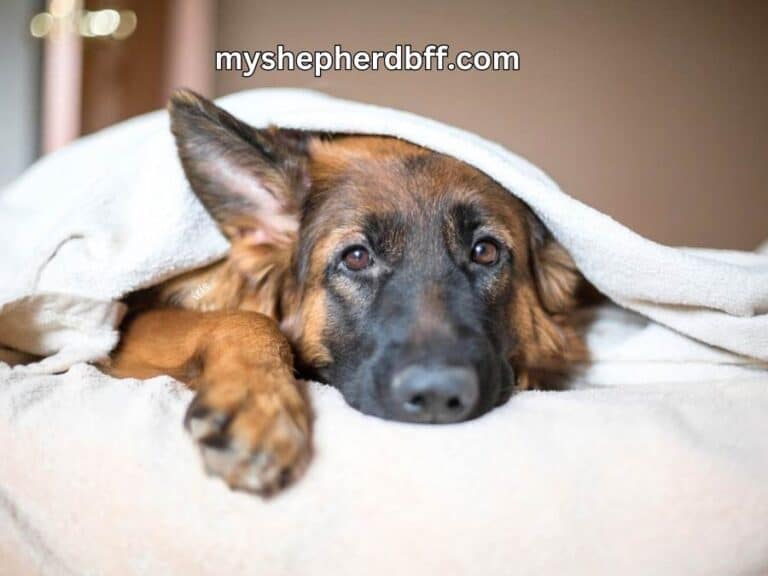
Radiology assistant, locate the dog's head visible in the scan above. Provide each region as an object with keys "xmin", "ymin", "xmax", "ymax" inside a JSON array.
[{"xmin": 167, "ymin": 90, "xmax": 585, "ymax": 423}]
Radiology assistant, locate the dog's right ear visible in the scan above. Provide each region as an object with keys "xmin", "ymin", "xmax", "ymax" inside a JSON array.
[
  {"xmin": 527, "ymin": 213, "xmax": 581, "ymax": 315},
  {"xmin": 169, "ymin": 89, "xmax": 312, "ymax": 245}
]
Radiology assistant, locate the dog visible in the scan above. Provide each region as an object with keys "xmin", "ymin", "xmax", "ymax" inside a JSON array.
[{"xmin": 108, "ymin": 89, "xmax": 587, "ymax": 496}]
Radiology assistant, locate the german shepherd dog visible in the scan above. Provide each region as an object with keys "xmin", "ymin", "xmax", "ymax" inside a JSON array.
[{"xmin": 109, "ymin": 90, "xmax": 586, "ymax": 496}]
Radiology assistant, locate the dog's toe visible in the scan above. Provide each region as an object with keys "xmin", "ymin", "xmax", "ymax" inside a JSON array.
[
  {"xmin": 185, "ymin": 385, "xmax": 310, "ymax": 496},
  {"xmin": 185, "ymin": 395, "xmax": 231, "ymax": 439}
]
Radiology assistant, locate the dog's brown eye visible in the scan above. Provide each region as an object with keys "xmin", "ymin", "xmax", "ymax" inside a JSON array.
[
  {"xmin": 471, "ymin": 239, "xmax": 499, "ymax": 266},
  {"xmin": 342, "ymin": 245, "xmax": 371, "ymax": 271}
]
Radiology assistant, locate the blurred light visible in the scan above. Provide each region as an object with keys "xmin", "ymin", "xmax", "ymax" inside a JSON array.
[
  {"xmin": 31, "ymin": 6, "xmax": 137, "ymax": 40},
  {"xmin": 112, "ymin": 10, "xmax": 137, "ymax": 40},
  {"xmin": 77, "ymin": 14, "xmax": 92, "ymax": 37},
  {"xmin": 30, "ymin": 12, "xmax": 54, "ymax": 38},
  {"xmin": 49, "ymin": 0, "xmax": 76, "ymax": 19},
  {"xmin": 85, "ymin": 10, "xmax": 120, "ymax": 36}
]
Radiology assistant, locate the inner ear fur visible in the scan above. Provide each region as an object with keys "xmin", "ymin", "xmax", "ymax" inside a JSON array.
[
  {"xmin": 168, "ymin": 88, "xmax": 313, "ymax": 246},
  {"xmin": 161, "ymin": 89, "xmax": 321, "ymax": 320}
]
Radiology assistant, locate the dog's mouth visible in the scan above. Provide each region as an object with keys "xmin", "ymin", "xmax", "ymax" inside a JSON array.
[{"xmin": 316, "ymin": 349, "xmax": 514, "ymax": 424}]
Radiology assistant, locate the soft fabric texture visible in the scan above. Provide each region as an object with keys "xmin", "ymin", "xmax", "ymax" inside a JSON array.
[{"xmin": 0, "ymin": 89, "xmax": 767, "ymax": 575}]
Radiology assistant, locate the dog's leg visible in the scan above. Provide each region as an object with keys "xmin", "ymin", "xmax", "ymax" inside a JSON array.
[{"xmin": 108, "ymin": 308, "xmax": 310, "ymax": 496}]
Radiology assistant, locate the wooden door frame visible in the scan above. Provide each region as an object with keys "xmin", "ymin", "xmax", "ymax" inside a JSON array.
[{"xmin": 40, "ymin": 0, "xmax": 215, "ymax": 153}]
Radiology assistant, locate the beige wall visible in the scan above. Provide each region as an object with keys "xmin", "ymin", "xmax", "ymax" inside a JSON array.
[{"xmin": 215, "ymin": 0, "xmax": 768, "ymax": 250}]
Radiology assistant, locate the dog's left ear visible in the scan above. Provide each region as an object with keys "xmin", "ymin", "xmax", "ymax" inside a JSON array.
[
  {"xmin": 528, "ymin": 213, "xmax": 581, "ymax": 315},
  {"xmin": 168, "ymin": 88, "xmax": 313, "ymax": 246}
]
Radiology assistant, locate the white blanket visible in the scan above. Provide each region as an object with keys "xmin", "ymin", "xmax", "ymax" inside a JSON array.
[{"xmin": 1, "ymin": 89, "xmax": 767, "ymax": 575}]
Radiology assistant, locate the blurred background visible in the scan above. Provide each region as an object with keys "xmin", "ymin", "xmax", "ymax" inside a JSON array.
[{"xmin": 1, "ymin": 0, "xmax": 766, "ymax": 249}]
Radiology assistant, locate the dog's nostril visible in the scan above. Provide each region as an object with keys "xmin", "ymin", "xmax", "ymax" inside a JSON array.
[
  {"xmin": 446, "ymin": 396, "xmax": 462, "ymax": 411},
  {"xmin": 407, "ymin": 394, "xmax": 427, "ymax": 410}
]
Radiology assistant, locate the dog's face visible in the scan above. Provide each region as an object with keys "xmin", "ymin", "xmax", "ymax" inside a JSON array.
[
  {"xmin": 297, "ymin": 138, "xmax": 539, "ymax": 421},
  {"xmin": 166, "ymin": 90, "xmax": 585, "ymax": 423}
]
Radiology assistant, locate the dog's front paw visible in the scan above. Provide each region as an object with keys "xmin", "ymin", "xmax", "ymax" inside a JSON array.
[{"xmin": 184, "ymin": 373, "xmax": 311, "ymax": 496}]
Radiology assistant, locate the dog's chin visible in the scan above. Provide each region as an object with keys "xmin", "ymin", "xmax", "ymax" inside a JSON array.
[
  {"xmin": 344, "ymin": 397, "xmax": 389, "ymax": 420},
  {"xmin": 331, "ymin": 382, "xmax": 504, "ymax": 425},
  {"xmin": 352, "ymin": 399, "xmax": 499, "ymax": 425},
  {"xmin": 321, "ymin": 359, "xmax": 514, "ymax": 423},
  {"xmin": 333, "ymin": 381, "xmax": 387, "ymax": 420}
]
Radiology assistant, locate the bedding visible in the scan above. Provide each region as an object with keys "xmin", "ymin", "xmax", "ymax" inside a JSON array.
[{"xmin": 0, "ymin": 89, "xmax": 766, "ymax": 575}]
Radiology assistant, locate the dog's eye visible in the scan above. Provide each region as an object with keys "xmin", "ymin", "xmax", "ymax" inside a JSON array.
[
  {"xmin": 341, "ymin": 245, "xmax": 372, "ymax": 271},
  {"xmin": 470, "ymin": 239, "xmax": 499, "ymax": 266}
]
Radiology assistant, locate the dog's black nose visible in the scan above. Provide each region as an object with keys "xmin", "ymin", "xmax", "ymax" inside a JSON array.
[{"xmin": 390, "ymin": 365, "xmax": 479, "ymax": 423}]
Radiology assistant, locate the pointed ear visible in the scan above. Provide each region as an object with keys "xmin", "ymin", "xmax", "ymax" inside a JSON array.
[
  {"xmin": 527, "ymin": 213, "xmax": 582, "ymax": 315},
  {"xmin": 169, "ymin": 89, "xmax": 313, "ymax": 245}
]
